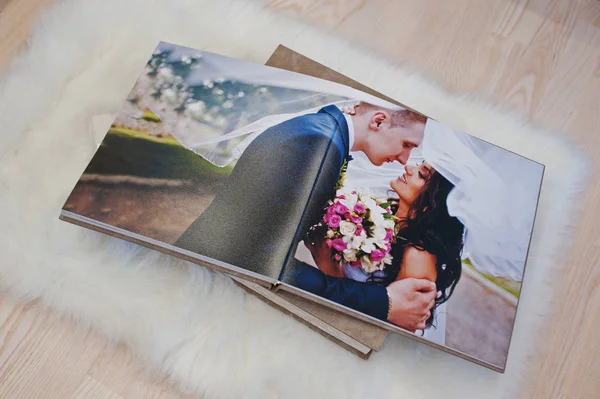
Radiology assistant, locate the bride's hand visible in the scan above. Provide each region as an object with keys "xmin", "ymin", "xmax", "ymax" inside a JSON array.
[
  {"xmin": 305, "ymin": 238, "xmax": 345, "ymax": 278},
  {"xmin": 341, "ymin": 104, "xmax": 357, "ymax": 115}
]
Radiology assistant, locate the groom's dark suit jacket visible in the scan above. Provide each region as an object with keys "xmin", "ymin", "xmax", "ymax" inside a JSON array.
[{"xmin": 175, "ymin": 105, "xmax": 388, "ymax": 321}]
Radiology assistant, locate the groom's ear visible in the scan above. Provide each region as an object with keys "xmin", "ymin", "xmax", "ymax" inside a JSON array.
[{"xmin": 369, "ymin": 111, "xmax": 388, "ymax": 131}]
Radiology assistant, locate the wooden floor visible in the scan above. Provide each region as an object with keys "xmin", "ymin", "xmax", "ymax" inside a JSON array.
[{"xmin": 1, "ymin": 0, "xmax": 600, "ymax": 397}]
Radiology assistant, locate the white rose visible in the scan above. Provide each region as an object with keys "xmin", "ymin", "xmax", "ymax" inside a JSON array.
[
  {"xmin": 339, "ymin": 221, "xmax": 357, "ymax": 237},
  {"xmin": 343, "ymin": 249, "xmax": 357, "ymax": 262},
  {"xmin": 361, "ymin": 256, "xmax": 378, "ymax": 273},
  {"xmin": 326, "ymin": 229, "xmax": 334, "ymax": 238}
]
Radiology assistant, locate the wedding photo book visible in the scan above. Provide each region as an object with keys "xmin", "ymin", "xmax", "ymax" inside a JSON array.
[{"xmin": 60, "ymin": 41, "xmax": 544, "ymax": 373}]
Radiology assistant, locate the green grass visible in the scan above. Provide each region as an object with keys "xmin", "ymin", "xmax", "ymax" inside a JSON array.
[
  {"xmin": 141, "ymin": 108, "xmax": 162, "ymax": 123},
  {"xmin": 84, "ymin": 127, "xmax": 233, "ymax": 182},
  {"xmin": 463, "ymin": 258, "xmax": 521, "ymax": 299}
]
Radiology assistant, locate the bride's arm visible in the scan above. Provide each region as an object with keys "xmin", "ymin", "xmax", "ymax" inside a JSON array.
[
  {"xmin": 393, "ymin": 247, "xmax": 437, "ymax": 332},
  {"xmin": 395, "ymin": 246, "xmax": 438, "ymax": 283}
]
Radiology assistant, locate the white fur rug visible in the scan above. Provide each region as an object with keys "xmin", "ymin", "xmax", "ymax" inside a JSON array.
[{"xmin": 0, "ymin": 0, "xmax": 589, "ymax": 398}]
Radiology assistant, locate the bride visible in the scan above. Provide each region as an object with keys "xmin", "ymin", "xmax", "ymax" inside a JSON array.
[{"xmin": 305, "ymin": 160, "xmax": 464, "ymax": 331}]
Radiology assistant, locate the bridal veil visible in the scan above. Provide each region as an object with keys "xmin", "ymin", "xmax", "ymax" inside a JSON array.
[{"xmin": 142, "ymin": 43, "xmax": 542, "ymax": 281}]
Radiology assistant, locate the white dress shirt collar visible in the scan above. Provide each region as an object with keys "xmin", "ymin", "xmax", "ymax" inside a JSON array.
[{"xmin": 337, "ymin": 105, "xmax": 355, "ymax": 151}]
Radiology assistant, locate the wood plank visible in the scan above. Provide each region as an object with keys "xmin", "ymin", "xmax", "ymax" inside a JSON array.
[
  {"xmin": 0, "ymin": 0, "xmax": 54, "ymax": 68},
  {"xmin": 0, "ymin": 293, "xmax": 193, "ymax": 398}
]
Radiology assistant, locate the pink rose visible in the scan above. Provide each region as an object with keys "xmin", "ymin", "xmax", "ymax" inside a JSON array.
[
  {"xmin": 336, "ymin": 194, "xmax": 346, "ymax": 199},
  {"xmin": 333, "ymin": 203, "xmax": 349, "ymax": 215},
  {"xmin": 332, "ymin": 238, "xmax": 347, "ymax": 251},
  {"xmin": 356, "ymin": 224, "xmax": 365, "ymax": 236},
  {"xmin": 334, "ymin": 253, "xmax": 342, "ymax": 261},
  {"xmin": 385, "ymin": 230, "xmax": 393, "ymax": 241},
  {"xmin": 370, "ymin": 249, "xmax": 385, "ymax": 262},
  {"xmin": 326, "ymin": 239, "xmax": 333, "ymax": 248},
  {"xmin": 327, "ymin": 206, "xmax": 337, "ymax": 215},
  {"xmin": 353, "ymin": 203, "xmax": 365, "ymax": 214},
  {"xmin": 327, "ymin": 214, "xmax": 342, "ymax": 229},
  {"xmin": 350, "ymin": 214, "xmax": 363, "ymax": 224}
]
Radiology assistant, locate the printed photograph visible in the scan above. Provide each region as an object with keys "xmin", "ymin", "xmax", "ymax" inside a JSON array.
[{"xmin": 63, "ymin": 42, "xmax": 544, "ymax": 370}]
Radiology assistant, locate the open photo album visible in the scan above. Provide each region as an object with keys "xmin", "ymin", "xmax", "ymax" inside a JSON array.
[{"xmin": 60, "ymin": 41, "xmax": 544, "ymax": 372}]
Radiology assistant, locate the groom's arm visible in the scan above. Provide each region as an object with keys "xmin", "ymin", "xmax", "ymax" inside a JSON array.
[
  {"xmin": 287, "ymin": 260, "xmax": 437, "ymax": 331},
  {"xmin": 288, "ymin": 260, "xmax": 389, "ymax": 321}
]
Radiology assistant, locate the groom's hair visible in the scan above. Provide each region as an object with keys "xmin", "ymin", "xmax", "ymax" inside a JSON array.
[{"xmin": 354, "ymin": 102, "xmax": 427, "ymax": 127}]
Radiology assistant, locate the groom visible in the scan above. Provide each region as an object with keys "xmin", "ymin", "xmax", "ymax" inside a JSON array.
[{"xmin": 175, "ymin": 102, "xmax": 435, "ymax": 331}]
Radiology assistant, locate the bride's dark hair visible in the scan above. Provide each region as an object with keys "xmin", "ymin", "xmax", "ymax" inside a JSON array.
[{"xmin": 369, "ymin": 169, "xmax": 464, "ymax": 329}]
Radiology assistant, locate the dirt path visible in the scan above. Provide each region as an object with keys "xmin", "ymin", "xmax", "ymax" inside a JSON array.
[
  {"xmin": 64, "ymin": 180, "xmax": 215, "ymax": 244},
  {"xmin": 445, "ymin": 272, "xmax": 517, "ymax": 368}
]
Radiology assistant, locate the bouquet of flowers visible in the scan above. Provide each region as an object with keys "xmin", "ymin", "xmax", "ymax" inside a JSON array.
[{"xmin": 315, "ymin": 187, "xmax": 398, "ymax": 274}]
